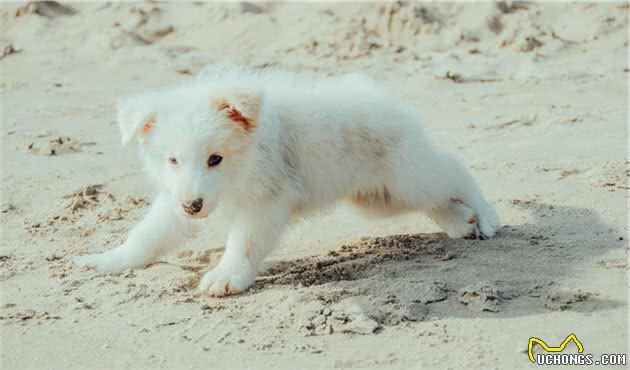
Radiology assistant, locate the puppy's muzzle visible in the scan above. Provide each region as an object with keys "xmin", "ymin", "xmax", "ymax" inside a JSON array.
[{"xmin": 182, "ymin": 198, "xmax": 204, "ymax": 216}]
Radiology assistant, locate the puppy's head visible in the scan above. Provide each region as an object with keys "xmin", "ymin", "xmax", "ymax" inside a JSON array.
[{"xmin": 117, "ymin": 85, "xmax": 261, "ymax": 218}]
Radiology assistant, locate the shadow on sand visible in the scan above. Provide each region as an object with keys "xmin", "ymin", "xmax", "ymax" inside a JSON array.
[{"xmin": 257, "ymin": 200, "xmax": 626, "ymax": 321}]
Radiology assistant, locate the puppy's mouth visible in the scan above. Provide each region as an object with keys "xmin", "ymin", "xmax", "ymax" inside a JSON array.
[
  {"xmin": 185, "ymin": 211, "xmax": 209, "ymax": 219},
  {"xmin": 179, "ymin": 206, "xmax": 211, "ymax": 219}
]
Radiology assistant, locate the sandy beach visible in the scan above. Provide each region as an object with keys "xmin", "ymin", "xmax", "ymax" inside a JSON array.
[{"xmin": 1, "ymin": 2, "xmax": 628, "ymax": 368}]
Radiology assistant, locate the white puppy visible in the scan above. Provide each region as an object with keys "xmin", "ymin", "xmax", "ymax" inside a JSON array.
[{"xmin": 76, "ymin": 67, "xmax": 499, "ymax": 297}]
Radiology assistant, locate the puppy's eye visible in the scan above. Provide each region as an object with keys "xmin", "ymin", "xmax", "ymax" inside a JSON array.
[
  {"xmin": 207, "ymin": 154, "xmax": 223, "ymax": 167},
  {"xmin": 168, "ymin": 157, "xmax": 178, "ymax": 165}
]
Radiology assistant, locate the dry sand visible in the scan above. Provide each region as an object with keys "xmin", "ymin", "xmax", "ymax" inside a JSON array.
[{"xmin": 0, "ymin": 2, "xmax": 628, "ymax": 369}]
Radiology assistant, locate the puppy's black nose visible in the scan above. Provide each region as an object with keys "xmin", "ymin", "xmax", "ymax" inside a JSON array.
[{"xmin": 183, "ymin": 198, "xmax": 203, "ymax": 214}]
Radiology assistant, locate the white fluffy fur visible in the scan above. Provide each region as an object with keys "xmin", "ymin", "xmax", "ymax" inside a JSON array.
[{"xmin": 76, "ymin": 67, "xmax": 500, "ymax": 296}]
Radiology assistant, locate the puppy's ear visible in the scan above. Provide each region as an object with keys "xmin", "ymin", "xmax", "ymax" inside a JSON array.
[
  {"xmin": 116, "ymin": 95, "xmax": 156, "ymax": 145},
  {"xmin": 212, "ymin": 90, "xmax": 262, "ymax": 132}
]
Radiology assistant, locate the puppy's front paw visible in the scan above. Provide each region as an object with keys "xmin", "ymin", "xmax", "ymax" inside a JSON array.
[
  {"xmin": 198, "ymin": 259, "xmax": 256, "ymax": 298},
  {"xmin": 74, "ymin": 247, "xmax": 132, "ymax": 273},
  {"xmin": 74, "ymin": 253, "xmax": 117, "ymax": 273}
]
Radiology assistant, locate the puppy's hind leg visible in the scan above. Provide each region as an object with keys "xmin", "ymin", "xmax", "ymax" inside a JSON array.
[
  {"xmin": 393, "ymin": 148, "xmax": 499, "ymax": 239},
  {"xmin": 425, "ymin": 153, "xmax": 500, "ymax": 239}
]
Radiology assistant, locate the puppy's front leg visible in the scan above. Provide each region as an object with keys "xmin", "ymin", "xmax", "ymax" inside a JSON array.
[
  {"xmin": 75, "ymin": 192, "xmax": 195, "ymax": 273},
  {"xmin": 199, "ymin": 205, "xmax": 289, "ymax": 297}
]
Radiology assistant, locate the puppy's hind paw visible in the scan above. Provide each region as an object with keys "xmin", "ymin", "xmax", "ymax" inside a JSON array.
[
  {"xmin": 464, "ymin": 211, "xmax": 498, "ymax": 240},
  {"xmin": 464, "ymin": 223, "xmax": 487, "ymax": 240}
]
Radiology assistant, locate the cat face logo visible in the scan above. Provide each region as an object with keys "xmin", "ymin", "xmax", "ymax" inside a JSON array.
[{"xmin": 528, "ymin": 333, "xmax": 584, "ymax": 363}]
